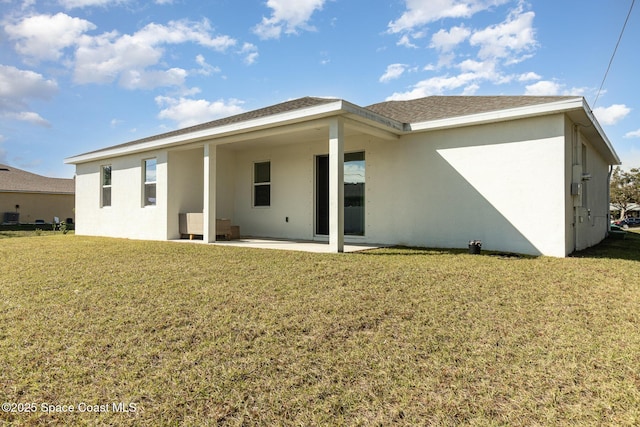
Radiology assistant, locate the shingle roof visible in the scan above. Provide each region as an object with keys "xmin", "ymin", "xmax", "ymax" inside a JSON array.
[
  {"xmin": 365, "ymin": 96, "xmax": 579, "ymax": 123},
  {"xmin": 0, "ymin": 164, "xmax": 75, "ymax": 194},
  {"xmin": 69, "ymin": 95, "xmax": 583, "ymax": 161},
  {"xmin": 76, "ymin": 97, "xmax": 340, "ymax": 158}
]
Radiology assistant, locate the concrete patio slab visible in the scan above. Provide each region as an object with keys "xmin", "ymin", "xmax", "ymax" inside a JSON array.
[
  {"xmin": 172, "ymin": 237, "xmax": 386, "ymax": 253},
  {"xmin": 213, "ymin": 238, "xmax": 385, "ymax": 253}
]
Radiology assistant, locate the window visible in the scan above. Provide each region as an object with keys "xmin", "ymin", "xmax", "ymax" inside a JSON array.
[
  {"xmin": 253, "ymin": 161, "xmax": 270, "ymax": 207},
  {"xmin": 144, "ymin": 158, "xmax": 157, "ymax": 206},
  {"xmin": 101, "ymin": 165, "xmax": 112, "ymax": 207},
  {"xmin": 344, "ymin": 152, "xmax": 365, "ymax": 236}
]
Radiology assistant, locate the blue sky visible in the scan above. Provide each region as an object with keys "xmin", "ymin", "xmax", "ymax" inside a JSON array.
[{"xmin": 1, "ymin": 0, "xmax": 639, "ymax": 178}]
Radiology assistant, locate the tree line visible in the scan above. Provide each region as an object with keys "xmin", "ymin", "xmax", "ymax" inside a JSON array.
[{"xmin": 610, "ymin": 167, "xmax": 640, "ymax": 219}]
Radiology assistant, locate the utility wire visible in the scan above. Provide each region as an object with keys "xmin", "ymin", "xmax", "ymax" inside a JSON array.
[{"xmin": 593, "ymin": 0, "xmax": 635, "ymax": 108}]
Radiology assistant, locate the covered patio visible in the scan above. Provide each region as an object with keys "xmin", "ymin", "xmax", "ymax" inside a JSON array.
[
  {"xmin": 166, "ymin": 98, "xmax": 404, "ymax": 253},
  {"xmin": 171, "ymin": 237, "xmax": 387, "ymax": 253}
]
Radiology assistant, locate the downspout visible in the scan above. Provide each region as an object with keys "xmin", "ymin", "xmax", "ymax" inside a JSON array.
[
  {"xmin": 607, "ymin": 164, "xmax": 613, "ymax": 236},
  {"xmin": 573, "ymin": 124, "xmax": 579, "ymax": 253}
]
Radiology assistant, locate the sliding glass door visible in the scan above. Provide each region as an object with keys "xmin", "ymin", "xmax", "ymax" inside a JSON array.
[{"xmin": 315, "ymin": 152, "xmax": 365, "ymax": 236}]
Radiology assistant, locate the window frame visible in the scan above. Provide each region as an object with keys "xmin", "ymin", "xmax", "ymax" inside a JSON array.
[
  {"xmin": 253, "ymin": 161, "xmax": 271, "ymax": 207},
  {"xmin": 101, "ymin": 164, "xmax": 112, "ymax": 208},
  {"xmin": 143, "ymin": 158, "xmax": 157, "ymax": 207}
]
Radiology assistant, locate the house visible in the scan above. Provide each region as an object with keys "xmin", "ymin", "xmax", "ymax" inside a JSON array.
[
  {"xmin": 0, "ymin": 164, "xmax": 75, "ymax": 225},
  {"xmin": 611, "ymin": 203, "xmax": 640, "ymax": 219},
  {"xmin": 64, "ymin": 96, "xmax": 620, "ymax": 257}
]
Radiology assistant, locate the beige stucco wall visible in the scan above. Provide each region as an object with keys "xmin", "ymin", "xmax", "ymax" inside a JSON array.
[
  {"xmin": 0, "ymin": 192, "xmax": 74, "ymax": 224},
  {"xmin": 366, "ymin": 115, "xmax": 567, "ymax": 256},
  {"xmin": 562, "ymin": 117, "xmax": 611, "ymax": 253},
  {"xmin": 75, "ymin": 150, "xmax": 168, "ymax": 240},
  {"xmin": 225, "ymin": 114, "xmax": 571, "ymax": 256},
  {"xmin": 73, "ymin": 112, "xmax": 612, "ymax": 256},
  {"xmin": 167, "ymin": 148, "xmax": 204, "ymax": 239},
  {"xmin": 575, "ymin": 133, "xmax": 611, "ymax": 251}
]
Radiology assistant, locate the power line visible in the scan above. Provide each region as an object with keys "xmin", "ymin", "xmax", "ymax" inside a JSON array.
[{"xmin": 593, "ymin": 0, "xmax": 636, "ymax": 108}]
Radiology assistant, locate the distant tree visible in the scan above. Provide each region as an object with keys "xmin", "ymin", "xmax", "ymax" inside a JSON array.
[{"xmin": 610, "ymin": 167, "xmax": 640, "ymax": 219}]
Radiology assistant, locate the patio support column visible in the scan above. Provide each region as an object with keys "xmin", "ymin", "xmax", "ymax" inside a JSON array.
[
  {"xmin": 329, "ymin": 117, "xmax": 344, "ymax": 253},
  {"xmin": 203, "ymin": 143, "xmax": 217, "ymax": 243}
]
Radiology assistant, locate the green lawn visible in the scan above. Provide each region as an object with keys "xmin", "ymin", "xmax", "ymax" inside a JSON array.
[{"xmin": 1, "ymin": 233, "xmax": 639, "ymax": 425}]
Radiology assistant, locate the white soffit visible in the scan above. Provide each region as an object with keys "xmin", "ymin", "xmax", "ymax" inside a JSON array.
[
  {"xmin": 65, "ymin": 100, "xmax": 348, "ymax": 164},
  {"xmin": 65, "ymin": 99, "xmax": 405, "ymax": 164}
]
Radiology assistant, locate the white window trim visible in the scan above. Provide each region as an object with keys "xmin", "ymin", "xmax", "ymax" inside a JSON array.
[
  {"xmin": 143, "ymin": 158, "xmax": 157, "ymax": 207},
  {"xmin": 101, "ymin": 164, "xmax": 112, "ymax": 208},
  {"xmin": 253, "ymin": 161, "xmax": 271, "ymax": 208}
]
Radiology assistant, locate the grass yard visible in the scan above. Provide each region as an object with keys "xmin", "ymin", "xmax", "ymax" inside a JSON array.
[{"xmin": 1, "ymin": 233, "xmax": 639, "ymax": 426}]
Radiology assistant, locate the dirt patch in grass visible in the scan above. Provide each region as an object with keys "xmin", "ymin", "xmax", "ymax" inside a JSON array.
[{"xmin": 1, "ymin": 236, "xmax": 639, "ymax": 425}]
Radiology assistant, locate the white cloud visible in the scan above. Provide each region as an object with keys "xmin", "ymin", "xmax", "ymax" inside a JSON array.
[
  {"xmin": 119, "ymin": 68, "xmax": 187, "ymax": 90},
  {"xmin": 430, "ymin": 25, "xmax": 471, "ymax": 52},
  {"xmin": 593, "ymin": 104, "xmax": 631, "ymax": 126},
  {"xmin": 387, "ymin": 2, "xmax": 540, "ymax": 99},
  {"xmin": 397, "ymin": 34, "xmax": 418, "ymax": 48},
  {"xmin": 624, "ymin": 129, "xmax": 640, "ymax": 138},
  {"xmin": 457, "ymin": 58, "xmax": 494, "ymax": 74},
  {"xmin": 254, "ymin": 0, "xmax": 326, "ymax": 39},
  {"xmin": 524, "ymin": 80, "xmax": 561, "ymax": 95},
  {"xmin": 380, "ymin": 64, "xmax": 407, "ymax": 83},
  {"xmin": 566, "ymin": 86, "xmax": 588, "ymax": 96},
  {"xmin": 387, "ymin": 72, "xmax": 481, "ymax": 100},
  {"xmin": 469, "ymin": 7, "xmax": 536, "ymax": 60},
  {"xmin": 388, "ymin": 0, "xmax": 510, "ymax": 34},
  {"xmin": 0, "ymin": 65, "xmax": 58, "ymax": 103},
  {"xmin": 462, "ymin": 83, "xmax": 480, "ymax": 95},
  {"xmin": 5, "ymin": 111, "xmax": 51, "ymax": 127},
  {"xmin": 436, "ymin": 52, "xmax": 456, "ymax": 68},
  {"xmin": 4, "ymin": 12, "xmax": 96, "ymax": 62},
  {"xmin": 0, "ymin": 65, "xmax": 57, "ymax": 125},
  {"xmin": 131, "ymin": 20, "xmax": 236, "ymax": 51},
  {"xmin": 387, "ymin": 56, "xmax": 505, "ymax": 100},
  {"xmin": 518, "ymin": 71, "xmax": 541, "ymax": 82},
  {"xmin": 194, "ymin": 54, "xmax": 221, "ymax": 75},
  {"xmin": 5, "ymin": 13, "xmax": 242, "ymax": 90},
  {"xmin": 155, "ymin": 96, "xmax": 245, "ymax": 128},
  {"xmin": 524, "ymin": 80, "xmax": 589, "ymax": 96},
  {"xmin": 74, "ymin": 19, "xmax": 237, "ymax": 88},
  {"xmin": 240, "ymin": 43, "xmax": 259, "ymax": 65},
  {"xmin": 58, "ymin": 0, "xmax": 126, "ymax": 8}
]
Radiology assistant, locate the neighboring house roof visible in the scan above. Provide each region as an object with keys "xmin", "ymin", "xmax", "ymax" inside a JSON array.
[
  {"xmin": 65, "ymin": 95, "xmax": 620, "ymax": 165},
  {"xmin": 610, "ymin": 203, "xmax": 640, "ymax": 211},
  {"xmin": 0, "ymin": 164, "xmax": 75, "ymax": 194}
]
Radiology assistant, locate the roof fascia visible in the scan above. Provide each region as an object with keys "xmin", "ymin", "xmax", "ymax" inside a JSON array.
[
  {"xmin": 408, "ymin": 97, "xmax": 587, "ymax": 132},
  {"xmin": 65, "ymin": 100, "xmax": 349, "ymax": 164},
  {"xmin": 408, "ymin": 96, "xmax": 620, "ymax": 165},
  {"xmin": 341, "ymin": 100, "xmax": 405, "ymax": 133},
  {"xmin": 579, "ymin": 99, "xmax": 621, "ymax": 165}
]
